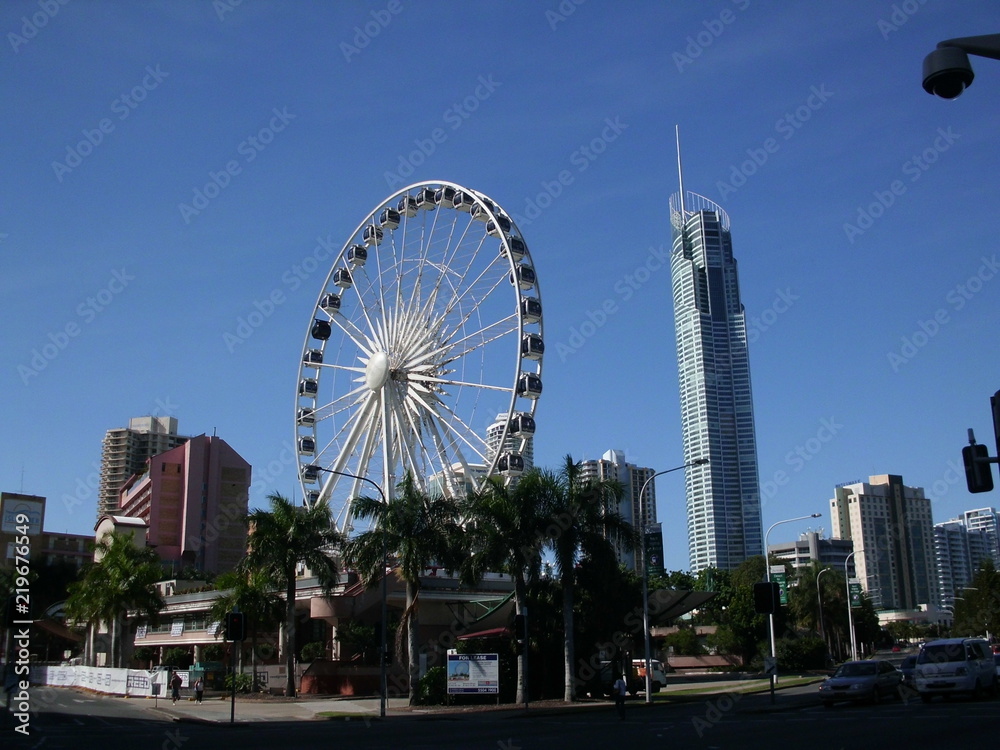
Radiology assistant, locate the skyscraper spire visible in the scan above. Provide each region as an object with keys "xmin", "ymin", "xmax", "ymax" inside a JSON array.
[{"xmin": 675, "ymin": 125, "xmax": 685, "ymax": 217}]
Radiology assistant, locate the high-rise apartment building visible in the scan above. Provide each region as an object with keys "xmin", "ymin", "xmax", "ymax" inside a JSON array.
[
  {"xmin": 578, "ymin": 450, "xmax": 659, "ymax": 572},
  {"xmin": 934, "ymin": 519, "xmax": 991, "ymax": 610},
  {"xmin": 98, "ymin": 416, "xmax": 188, "ymax": 519},
  {"xmin": 116, "ymin": 435, "xmax": 250, "ymax": 575},
  {"xmin": 830, "ymin": 475, "xmax": 936, "ymax": 610},
  {"xmin": 485, "ymin": 412, "xmax": 534, "ymax": 473},
  {"xmin": 669, "ymin": 183, "xmax": 762, "ymax": 573},
  {"xmin": 961, "ymin": 507, "xmax": 1000, "ymax": 567}
]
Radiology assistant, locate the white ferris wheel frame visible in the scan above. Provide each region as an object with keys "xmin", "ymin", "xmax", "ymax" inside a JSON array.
[{"xmin": 294, "ymin": 180, "xmax": 543, "ymax": 533}]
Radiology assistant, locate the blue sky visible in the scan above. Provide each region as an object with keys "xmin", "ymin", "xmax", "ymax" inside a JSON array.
[{"xmin": 3, "ymin": 0, "xmax": 999, "ymax": 573}]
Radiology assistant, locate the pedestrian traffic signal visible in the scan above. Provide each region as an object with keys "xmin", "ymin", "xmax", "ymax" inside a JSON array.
[
  {"xmin": 963, "ymin": 443, "xmax": 994, "ymax": 493},
  {"xmin": 224, "ymin": 611, "xmax": 246, "ymax": 641},
  {"xmin": 753, "ymin": 582, "xmax": 780, "ymax": 614}
]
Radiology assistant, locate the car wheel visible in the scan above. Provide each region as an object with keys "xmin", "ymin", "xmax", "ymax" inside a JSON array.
[
  {"xmin": 973, "ymin": 680, "xmax": 986, "ymax": 701},
  {"xmin": 872, "ymin": 688, "xmax": 881, "ymax": 705}
]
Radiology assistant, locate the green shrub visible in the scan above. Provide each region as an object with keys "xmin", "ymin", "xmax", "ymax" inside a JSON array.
[
  {"xmin": 300, "ymin": 641, "xmax": 326, "ymax": 662},
  {"xmin": 415, "ymin": 666, "xmax": 447, "ymax": 705},
  {"xmin": 224, "ymin": 672, "xmax": 252, "ymax": 693},
  {"xmin": 776, "ymin": 636, "xmax": 827, "ymax": 671},
  {"xmin": 162, "ymin": 647, "xmax": 192, "ymax": 668}
]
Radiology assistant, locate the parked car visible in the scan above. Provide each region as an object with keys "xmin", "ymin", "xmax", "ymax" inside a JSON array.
[
  {"xmin": 914, "ymin": 637, "xmax": 996, "ymax": 702},
  {"xmin": 818, "ymin": 660, "xmax": 902, "ymax": 707},
  {"xmin": 994, "ymin": 653, "xmax": 1000, "ymax": 679}
]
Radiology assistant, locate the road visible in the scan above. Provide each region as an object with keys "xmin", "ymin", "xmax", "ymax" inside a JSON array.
[{"xmin": 5, "ymin": 684, "xmax": 1000, "ymax": 749}]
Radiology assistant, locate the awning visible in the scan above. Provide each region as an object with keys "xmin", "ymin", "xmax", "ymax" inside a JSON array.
[
  {"xmin": 31, "ymin": 618, "xmax": 85, "ymax": 643},
  {"xmin": 456, "ymin": 627, "xmax": 510, "ymax": 641},
  {"xmin": 647, "ymin": 589, "xmax": 717, "ymax": 625}
]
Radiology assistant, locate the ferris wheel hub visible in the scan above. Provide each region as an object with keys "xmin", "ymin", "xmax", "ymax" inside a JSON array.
[{"xmin": 365, "ymin": 351, "xmax": 390, "ymax": 392}]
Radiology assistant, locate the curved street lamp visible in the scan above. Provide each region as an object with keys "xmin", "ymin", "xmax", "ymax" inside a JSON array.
[
  {"xmin": 639, "ymin": 457, "xmax": 709, "ymax": 703},
  {"xmin": 845, "ymin": 548, "xmax": 865, "ymax": 661},
  {"xmin": 764, "ymin": 513, "xmax": 821, "ymax": 702},
  {"xmin": 312, "ymin": 466, "xmax": 389, "ymax": 718}
]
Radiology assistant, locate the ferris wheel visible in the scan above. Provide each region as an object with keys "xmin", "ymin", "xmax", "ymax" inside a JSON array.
[{"xmin": 295, "ymin": 181, "xmax": 543, "ymax": 533}]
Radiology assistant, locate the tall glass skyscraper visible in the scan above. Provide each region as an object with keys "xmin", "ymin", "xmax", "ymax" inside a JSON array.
[{"xmin": 669, "ymin": 186, "xmax": 763, "ymax": 573}]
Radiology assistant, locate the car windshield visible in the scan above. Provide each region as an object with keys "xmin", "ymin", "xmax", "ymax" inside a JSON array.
[
  {"xmin": 917, "ymin": 644, "xmax": 965, "ymax": 664},
  {"xmin": 835, "ymin": 662, "xmax": 876, "ymax": 677}
]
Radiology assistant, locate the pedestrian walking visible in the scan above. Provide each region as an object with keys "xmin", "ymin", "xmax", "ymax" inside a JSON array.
[
  {"xmin": 613, "ymin": 674, "xmax": 628, "ymax": 720},
  {"xmin": 170, "ymin": 671, "xmax": 182, "ymax": 704},
  {"xmin": 194, "ymin": 677, "xmax": 204, "ymax": 704}
]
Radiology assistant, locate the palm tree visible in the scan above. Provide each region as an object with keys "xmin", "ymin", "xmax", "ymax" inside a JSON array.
[
  {"xmin": 342, "ymin": 472, "xmax": 462, "ymax": 705},
  {"xmin": 65, "ymin": 532, "xmax": 165, "ymax": 668},
  {"xmin": 541, "ymin": 454, "xmax": 634, "ymax": 702},
  {"xmin": 242, "ymin": 492, "xmax": 341, "ymax": 698},
  {"xmin": 209, "ymin": 567, "xmax": 284, "ymax": 691},
  {"xmin": 462, "ymin": 470, "xmax": 552, "ymax": 705}
]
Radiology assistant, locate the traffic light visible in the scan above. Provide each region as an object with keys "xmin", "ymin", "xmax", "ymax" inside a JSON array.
[
  {"xmin": 963, "ymin": 443, "xmax": 994, "ymax": 493},
  {"xmin": 753, "ymin": 582, "xmax": 780, "ymax": 614},
  {"xmin": 224, "ymin": 611, "xmax": 246, "ymax": 641},
  {"xmin": 513, "ymin": 614, "xmax": 526, "ymax": 645}
]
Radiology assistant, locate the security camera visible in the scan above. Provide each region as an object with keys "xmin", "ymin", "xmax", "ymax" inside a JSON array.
[{"xmin": 923, "ymin": 46, "xmax": 975, "ymax": 98}]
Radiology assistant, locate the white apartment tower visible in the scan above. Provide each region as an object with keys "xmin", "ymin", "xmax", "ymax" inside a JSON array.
[
  {"xmin": 961, "ymin": 507, "xmax": 1000, "ymax": 567},
  {"xmin": 934, "ymin": 519, "xmax": 991, "ymax": 610},
  {"xmin": 668, "ymin": 143, "xmax": 763, "ymax": 572},
  {"xmin": 578, "ymin": 450, "xmax": 658, "ymax": 572},
  {"xmin": 98, "ymin": 416, "xmax": 188, "ymax": 519},
  {"xmin": 830, "ymin": 474, "xmax": 936, "ymax": 610}
]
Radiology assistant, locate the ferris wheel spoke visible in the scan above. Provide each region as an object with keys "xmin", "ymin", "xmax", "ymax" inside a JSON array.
[
  {"xmin": 328, "ymin": 314, "xmax": 376, "ymax": 358},
  {"xmin": 407, "ymin": 373, "xmax": 514, "ymax": 394},
  {"xmin": 414, "ymin": 314, "xmax": 519, "ymax": 371},
  {"xmin": 405, "ymin": 387, "xmax": 489, "ymax": 458},
  {"xmin": 313, "ymin": 383, "xmax": 369, "ymax": 421}
]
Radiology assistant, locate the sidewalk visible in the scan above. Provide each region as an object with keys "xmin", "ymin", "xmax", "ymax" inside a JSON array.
[{"xmin": 140, "ymin": 674, "xmax": 824, "ymax": 724}]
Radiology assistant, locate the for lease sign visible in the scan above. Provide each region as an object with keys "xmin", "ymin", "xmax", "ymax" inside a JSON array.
[{"xmin": 446, "ymin": 653, "xmax": 499, "ymax": 694}]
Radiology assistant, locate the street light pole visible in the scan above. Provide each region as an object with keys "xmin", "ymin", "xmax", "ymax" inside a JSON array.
[
  {"xmin": 639, "ymin": 457, "xmax": 709, "ymax": 704},
  {"xmin": 845, "ymin": 549, "xmax": 864, "ymax": 662},
  {"xmin": 816, "ymin": 567, "xmax": 832, "ymax": 646},
  {"xmin": 764, "ymin": 513, "xmax": 821, "ymax": 703},
  {"xmin": 313, "ymin": 466, "xmax": 389, "ymax": 718}
]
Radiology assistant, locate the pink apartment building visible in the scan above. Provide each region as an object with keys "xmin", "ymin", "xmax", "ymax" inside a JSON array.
[{"xmin": 117, "ymin": 435, "xmax": 250, "ymax": 575}]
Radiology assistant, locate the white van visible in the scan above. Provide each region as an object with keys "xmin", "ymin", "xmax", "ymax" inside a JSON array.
[
  {"xmin": 914, "ymin": 637, "xmax": 997, "ymax": 701},
  {"xmin": 633, "ymin": 658, "xmax": 669, "ymax": 692}
]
